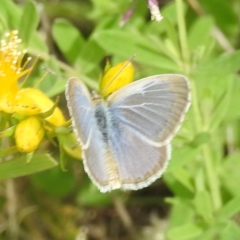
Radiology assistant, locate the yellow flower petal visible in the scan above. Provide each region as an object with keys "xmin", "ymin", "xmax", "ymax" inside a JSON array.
[
  {"xmin": 15, "ymin": 88, "xmax": 66, "ymax": 126},
  {"xmin": 99, "ymin": 61, "xmax": 135, "ymax": 98},
  {"xmin": 15, "ymin": 117, "xmax": 44, "ymax": 153},
  {"xmin": 0, "ymin": 31, "xmax": 31, "ymax": 101}
]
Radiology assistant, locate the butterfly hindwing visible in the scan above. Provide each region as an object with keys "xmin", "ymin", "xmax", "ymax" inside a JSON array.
[{"xmin": 106, "ymin": 116, "xmax": 171, "ymax": 190}]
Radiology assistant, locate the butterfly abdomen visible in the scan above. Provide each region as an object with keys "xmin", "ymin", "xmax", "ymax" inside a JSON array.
[{"xmin": 93, "ymin": 102, "xmax": 122, "ymax": 189}]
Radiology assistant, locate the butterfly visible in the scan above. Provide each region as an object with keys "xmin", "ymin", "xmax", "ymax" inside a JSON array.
[{"xmin": 65, "ymin": 74, "xmax": 191, "ymax": 192}]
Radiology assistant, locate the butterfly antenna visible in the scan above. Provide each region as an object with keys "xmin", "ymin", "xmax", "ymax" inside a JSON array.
[
  {"xmin": 101, "ymin": 54, "xmax": 136, "ymax": 95},
  {"xmin": 33, "ymin": 66, "xmax": 63, "ymax": 88},
  {"xmin": 42, "ymin": 66, "xmax": 64, "ymax": 79}
]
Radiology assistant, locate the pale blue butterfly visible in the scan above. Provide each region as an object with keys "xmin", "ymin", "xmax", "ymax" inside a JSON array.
[{"xmin": 66, "ymin": 74, "xmax": 190, "ymax": 192}]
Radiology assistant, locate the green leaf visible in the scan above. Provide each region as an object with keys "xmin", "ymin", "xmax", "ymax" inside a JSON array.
[
  {"xmin": 0, "ymin": 126, "xmax": 16, "ymax": 137},
  {"xmin": 0, "ymin": 0, "xmax": 21, "ymax": 29},
  {"xmin": 167, "ymin": 146, "xmax": 200, "ymax": 171},
  {"xmin": 225, "ymin": 75, "xmax": 240, "ymax": 119},
  {"xmin": 0, "ymin": 13, "xmax": 8, "ymax": 32},
  {"xmin": 194, "ymin": 190, "xmax": 213, "ymax": 222},
  {"xmin": 163, "ymin": 18, "xmax": 179, "ymax": 54},
  {"xmin": 59, "ymin": 143, "xmax": 68, "ymax": 172},
  {"xmin": 75, "ymin": 38, "xmax": 105, "ymax": 75},
  {"xmin": 218, "ymin": 195, "xmax": 240, "ymax": 219},
  {"xmin": 220, "ymin": 221, "xmax": 240, "ymax": 240},
  {"xmin": 167, "ymin": 223, "xmax": 203, "ymax": 240},
  {"xmin": 38, "ymin": 57, "xmax": 66, "ymax": 97},
  {"xmin": 31, "ymin": 166, "xmax": 75, "ymax": 198},
  {"xmin": 162, "ymin": 2, "xmax": 184, "ymax": 25},
  {"xmin": 26, "ymin": 151, "xmax": 34, "ymax": 164},
  {"xmin": 193, "ymin": 50, "xmax": 240, "ymax": 78},
  {"xmin": 28, "ymin": 32, "xmax": 48, "ymax": 52},
  {"xmin": 57, "ymin": 131, "xmax": 81, "ymax": 160},
  {"xmin": 188, "ymin": 17, "xmax": 213, "ymax": 51},
  {"xmin": 52, "ymin": 19, "xmax": 85, "ymax": 63},
  {"xmin": 220, "ymin": 152, "xmax": 240, "ymax": 196},
  {"xmin": 167, "ymin": 199, "xmax": 195, "ymax": 228},
  {"xmin": 0, "ymin": 146, "xmax": 18, "ymax": 158},
  {"xmin": 193, "ymin": 222, "xmax": 225, "ymax": 240},
  {"xmin": 200, "ymin": 0, "xmax": 238, "ymax": 35},
  {"xmin": 0, "ymin": 154, "xmax": 58, "ymax": 179},
  {"xmin": 19, "ymin": 0, "xmax": 39, "ymax": 46},
  {"xmin": 209, "ymin": 76, "xmax": 233, "ymax": 132},
  {"xmin": 164, "ymin": 173, "xmax": 193, "ymax": 198},
  {"xmin": 170, "ymin": 167, "xmax": 194, "ymax": 192},
  {"xmin": 93, "ymin": 30, "xmax": 179, "ymax": 71},
  {"xmin": 195, "ymin": 169, "xmax": 205, "ymax": 192},
  {"xmin": 190, "ymin": 132, "xmax": 211, "ymax": 147}
]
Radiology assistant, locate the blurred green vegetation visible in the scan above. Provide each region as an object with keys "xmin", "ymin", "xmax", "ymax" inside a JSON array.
[{"xmin": 0, "ymin": 0, "xmax": 240, "ymax": 239}]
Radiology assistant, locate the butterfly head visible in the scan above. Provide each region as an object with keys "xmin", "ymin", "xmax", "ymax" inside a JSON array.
[{"xmin": 91, "ymin": 90, "xmax": 103, "ymax": 103}]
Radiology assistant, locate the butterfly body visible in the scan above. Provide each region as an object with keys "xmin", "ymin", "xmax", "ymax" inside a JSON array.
[
  {"xmin": 94, "ymin": 102, "xmax": 109, "ymax": 142},
  {"xmin": 66, "ymin": 74, "xmax": 190, "ymax": 192}
]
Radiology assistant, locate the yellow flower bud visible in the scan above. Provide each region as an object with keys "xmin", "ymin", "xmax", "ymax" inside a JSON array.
[
  {"xmin": 15, "ymin": 88, "xmax": 66, "ymax": 126},
  {"xmin": 15, "ymin": 117, "xmax": 44, "ymax": 153},
  {"xmin": 99, "ymin": 61, "xmax": 135, "ymax": 98},
  {"xmin": 14, "ymin": 90, "xmax": 41, "ymax": 115}
]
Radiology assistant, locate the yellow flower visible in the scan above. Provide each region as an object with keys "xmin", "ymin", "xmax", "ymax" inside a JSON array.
[
  {"xmin": 15, "ymin": 116, "xmax": 44, "ymax": 153},
  {"xmin": 15, "ymin": 88, "xmax": 66, "ymax": 126},
  {"xmin": 99, "ymin": 60, "xmax": 135, "ymax": 98},
  {"xmin": 0, "ymin": 30, "xmax": 31, "ymax": 113},
  {"xmin": 0, "ymin": 30, "xmax": 66, "ymax": 126},
  {"xmin": 0, "ymin": 30, "xmax": 66, "ymax": 154}
]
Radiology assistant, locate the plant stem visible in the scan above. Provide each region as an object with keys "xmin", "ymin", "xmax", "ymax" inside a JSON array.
[
  {"xmin": 190, "ymin": 81, "xmax": 202, "ymax": 133},
  {"xmin": 6, "ymin": 179, "xmax": 18, "ymax": 240},
  {"xmin": 175, "ymin": 0, "xmax": 222, "ymax": 212},
  {"xmin": 176, "ymin": 0, "xmax": 190, "ymax": 72},
  {"xmin": 192, "ymin": 81, "xmax": 222, "ymax": 210},
  {"xmin": 202, "ymin": 145, "xmax": 222, "ymax": 211},
  {"xmin": 1, "ymin": 137, "xmax": 19, "ymax": 239}
]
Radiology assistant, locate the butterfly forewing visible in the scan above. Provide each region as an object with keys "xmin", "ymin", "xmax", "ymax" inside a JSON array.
[
  {"xmin": 66, "ymin": 78, "xmax": 94, "ymax": 147},
  {"xmin": 107, "ymin": 74, "xmax": 190, "ymax": 146},
  {"xmin": 66, "ymin": 78, "xmax": 112, "ymax": 190}
]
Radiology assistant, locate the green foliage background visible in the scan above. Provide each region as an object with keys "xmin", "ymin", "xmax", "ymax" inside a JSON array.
[{"xmin": 0, "ymin": 0, "xmax": 240, "ymax": 239}]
